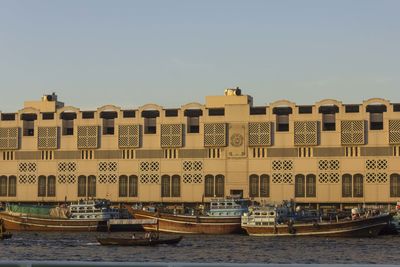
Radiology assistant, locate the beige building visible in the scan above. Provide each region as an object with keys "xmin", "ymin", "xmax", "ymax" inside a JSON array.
[{"xmin": 0, "ymin": 89, "xmax": 400, "ymax": 207}]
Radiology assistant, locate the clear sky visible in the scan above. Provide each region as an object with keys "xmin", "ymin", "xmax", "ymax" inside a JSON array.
[{"xmin": 0, "ymin": 0, "xmax": 399, "ymax": 111}]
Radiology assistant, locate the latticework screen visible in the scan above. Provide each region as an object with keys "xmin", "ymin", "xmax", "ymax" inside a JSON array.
[
  {"xmin": 77, "ymin": 126, "xmax": 99, "ymax": 148},
  {"xmin": 341, "ymin": 120, "xmax": 365, "ymax": 145},
  {"xmin": 204, "ymin": 123, "xmax": 226, "ymax": 147},
  {"xmin": 139, "ymin": 161, "xmax": 160, "ymax": 184},
  {"xmin": 0, "ymin": 127, "xmax": 19, "ymax": 150},
  {"xmin": 248, "ymin": 122, "xmax": 271, "ymax": 147},
  {"xmin": 318, "ymin": 160, "xmax": 340, "ymax": 184},
  {"xmin": 161, "ymin": 124, "xmax": 183, "ymax": 148},
  {"xmin": 38, "ymin": 127, "xmax": 58, "ymax": 149},
  {"xmin": 119, "ymin": 125, "xmax": 140, "ymax": 148},
  {"xmin": 271, "ymin": 160, "xmax": 294, "ymax": 184},
  {"xmin": 389, "ymin": 120, "xmax": 400, "ymax": 144},
  {"xmin": 294, "ymin": 121, "xmax": 318, "ymax": 146}
]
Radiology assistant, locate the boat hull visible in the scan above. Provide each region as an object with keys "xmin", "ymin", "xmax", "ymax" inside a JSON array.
[
  {"xmin": 242, "ymin": 214, "xmax": 391, "ymax": 237},
  {"xmin": 97, "ymin": 236, "xmax": 183, "ymax": 246},
  {"xmin": 128, "ymin": 208, "xmax": 242, "ymax": 234},
  {"xmin": 0, "ymin": 212, "xmax": 107, "ymax": 232}
]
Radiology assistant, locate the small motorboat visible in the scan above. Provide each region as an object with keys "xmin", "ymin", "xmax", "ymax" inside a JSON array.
[{"xmin": 96, "ymin": 235, "xmax": 183, "ymax": 246}]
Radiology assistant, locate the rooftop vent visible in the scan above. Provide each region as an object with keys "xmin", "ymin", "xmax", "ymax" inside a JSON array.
[
  {"xmin": 42, "ymin": 92, "xmax": 57, "ymax": 102},
  {"xmin": 224, "ymin": 87, "xmax": 242, "ymax": 96}
]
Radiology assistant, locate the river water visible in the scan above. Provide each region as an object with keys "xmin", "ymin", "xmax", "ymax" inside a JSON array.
[{"xmin": 1, "ymin": 232, "xmax": 400, "ymax": 264}]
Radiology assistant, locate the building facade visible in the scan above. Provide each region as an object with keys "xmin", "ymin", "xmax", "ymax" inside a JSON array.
[{"xmin": 0, "ymin": 90, "xmax": 400, "ymax": 206}]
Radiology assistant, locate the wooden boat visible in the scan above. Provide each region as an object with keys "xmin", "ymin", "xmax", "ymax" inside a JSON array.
[
  {"xmin": 0, "ymin": 200, "xmax": 119, "ymax": 232},
  {"xmin": 241, "ymin": 203, "xmax": 391, "ymax": 237},
  {"xmin": 97, "ymin": 235, "xmax": 183, "ymax": 246},
  {"xmin": 0, "ymin": 219, "xmax": 12, "ymax": 240},
  {"xmin": 127, "ymin": 198, "xmax": 248, "ymax": 234}
]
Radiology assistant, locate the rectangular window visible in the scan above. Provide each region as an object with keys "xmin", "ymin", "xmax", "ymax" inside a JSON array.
[
  {"xmin": 298, "ymin": 147, "xmax": 312, "ymax": 158},
  {"xmin": 345, "ymin": 105, "xmax": 360, "ymax": 113},
  {"xmin": 353, "ymin": 174, "xmax": 363, "ymax": 197},
  {"xmin": 81, "ymin": 150, "xmax": 94, "ymax": 160},
  {"xmin": 187, "ymin": 116, "xmax": 200, "ymax": 133},
  {"xmin": 306, "ymin": 175, "xmax": 316, "ymax": 197},
  {"xmin": 164, "ymin": 149, "xmax": 178, "ymax": 159},
  {"xmin": 129, "ymin": 175, "xmax": 138, "ymax": 197},
  {"xmin": 41, "ymin": 151, "xmax": 53, "ymax": 160},
  {"xmin": 251, "ymin": 148, "xmax": 267, "ymax": 158},
  {"xmin": 122, "ymin": 149, "xmax": 135, "ymax": 159},
  {"xmin": 87, "ymin": 176, "xmax": 96, "ymax": 197},
  {"xmin": 38, "ymin": 176, "xmax": 47, "ymax": 197},
  {"xmin": 82, "ymin": 112, "xmax": 95, "ymax": 119},
  {"xmin": 161, "ymin": 176, "xmax": 171, "ymax": 197},
  {"xmin": 295, "ymin": 175, "xmax": 305, "ymax": 197},
  {"xmin": 276, "ymin": 115, "xmax": 289, "ymax": 132},
  {"xmin": 62, "ymin": 119, "xmax": 74, "ymax": 135},
  {"xmin": 123, "ymin": 110, "xmax": 136, "ymax": 118},
  {"xmin": 165, "ymin": 109, "xmax": 178, "ymax": 117},
  {"xmin": 207, "ymin": 148, "xmax": 222, "ymax": 159},
  {"xmin": 1, "ymin": 113, "xmax": 16, "ymax": 121},
  {"xmin": 47, "ymin": 176, "xmax": 56, "ymax": 197},
  {"xmin": 144, "ymin": 117, "xmax": 157, "ymax": 134},
  {"xmin": 0, "ymin": 176, "xmax": 7, "ymax": 196},
  {"xmin": 23, "ymin": 120, "xmax": 35, "ymax": 136},
  {"xmin": 42, "ymin": 113, "xmax": 54, "ymax": 120},
  {"xmin": 78, "ymin": 176, "xmax": 87, "ymax": 197},
  {"xmin": 250, "ymin": 107, "xmax": 266, "ymax": 115},
  {"xmin": 171, "ymin": 175, "xmax": 181, "ymax": 197},
  {"xmin": 298, "ymin": 106, "xmax": 313, "ymax": 114},
  {"xmin": 103, "ymin": 118, "xmax": 115, "ymax": 135},
  {"xmin": 119, "ymin": 176, "xmax": 128, "ymax": 197},
  {"xmin": 208, "ymin": 108, "xmax": 225, "ymax": 116},
  {"xmin": 8, "ymin": 176, "xmax": 16, "ymax": 197},
  {"xmin": 342, "ymin": 175, "xmax": 352, "ymax": 197},
  {"xmin": 322, "ymin": 113, "xmax": 336, "ymax": 131},
  {"xmin": 370, "ymin": 113, "xmax": 384, "ymax": 130},
  {"xmin": 2, "ymin": 151, "xmax": 14, "ymax": 161}
]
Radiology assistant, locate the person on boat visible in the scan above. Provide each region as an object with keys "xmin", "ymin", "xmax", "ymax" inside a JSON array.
[{"xmin": 131, "ymin": 233, "xmax": 136, "ymax": 239}]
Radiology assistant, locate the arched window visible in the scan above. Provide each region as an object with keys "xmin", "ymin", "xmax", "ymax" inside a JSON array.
[
  {"xmin": 47, "ymin": 175, "xmax": 56, "ymax": 197},
  {"xmin": 342, "ymin": 174, "xmax": 352, "ymax": 197},
  {"xmin": 215, "ymin": 175, "xmax": 225, "ymax": 197},
  {"xmin": 88, "ymin": 175, "xmax": 96, "ymax": 197},
  {"xmin": 390, "ymin": 173, "xmax": 400, "ymax": 197},
  {"xmin": 260, "ymin": 174, "xmax": 270, "ymax": 197},
  {"xmin": 204, "ymin": 175, "xmax": 214, "ymax": 197},
  {"xmin": 38, "ymin": 175, "xmax": 47, "ymax": 197},
  {"xmin": 119, "ymin": 175, "xmax": 128, "ymax": 197},
  {"xmin": 295, "ymin": 174, "xmax": 305, "ymax": 197},
  {"xmin": 78, "ymin": 175, "xmax": 87, "ymax": 197},
  {"xmin": 0, "ymin": 176, "xmax": 7, "ymax": 196},
  {"xmin": 129, "ymin": 175, "xmax": 138, "ymax": 197},
  {"xmin": 161, "ymin": 175, "xmax": 171, "ymax": 197},
  {"xmin": 353, "ymin": 174, "xmax": 363, "ymax": 197},
  {"xmin": 171, "ymin": 175, "xmax": 180, "ymax": 197},
  {"xmin": 249, "ymin": 174, "xmax": 259, "ymax": 197},
  {"xmin": 8, "ymin": 176, "xmax": 16, "ymax": 197},
  {"xmin": 306, "ymin": 174, "xmax": 316, "ymax": 197}
]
